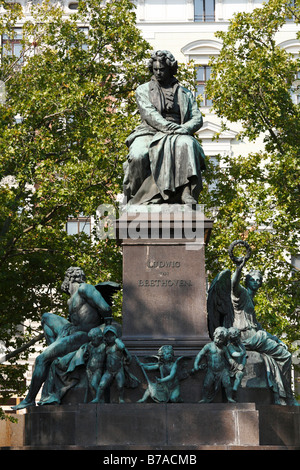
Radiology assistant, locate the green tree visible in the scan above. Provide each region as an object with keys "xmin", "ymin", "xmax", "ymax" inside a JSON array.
[
  {"xmin": 0, "ymin": 0, "xmax": 151, "ymax": 403},
  {"xmin": 202, "ymin": 0, "xmax": 299, "ymax": 346}
]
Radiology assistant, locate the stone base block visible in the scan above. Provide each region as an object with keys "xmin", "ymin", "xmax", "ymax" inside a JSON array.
[
  {"xmin": 23, "ymin": 403, "xmax": 300, "ymax": 449},
  {"xmin": 119, "ymin": 210, "xmax": 212, "ymax": 357}
]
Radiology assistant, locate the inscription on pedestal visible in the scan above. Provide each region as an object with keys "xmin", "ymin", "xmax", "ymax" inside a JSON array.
[
  {"xmin": 138, "ymin": 279, "xmax": 192, "ymax": 287},
  {"xmin": 122, "ymin": 241, "xmax": 210, "ymax": 352},
  {"xmin": 138, "ymin": 258, "xmax": 193, "ymax": 287}
]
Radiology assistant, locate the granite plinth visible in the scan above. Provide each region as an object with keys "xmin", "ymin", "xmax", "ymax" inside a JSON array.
[
  {"xmin": 18, "ymin": 209, "xmax": 300, "ymax": 452},
  {"xmin": 116, "ymin": 209, "xmax": 212, "ymax": 355},
  {"xmin": 23, "ymin": 403, "xmax": 300, "ymax": 449}
]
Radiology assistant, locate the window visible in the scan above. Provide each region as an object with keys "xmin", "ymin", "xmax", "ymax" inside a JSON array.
[
  {"xmin": 196, "ymin": 66, "xmax": 212, "ymax": 107},
  {"xmin": 78, "ymin": 27, "xmax": 89, "ymax": 51},
  {"xmin": 291, "ymin": 254, "xmax": 300, "ymax": 271},
  {"xmin": 66, "ymin": 215, "xmax": 91, "ymax": 236},
  {"xmin": 2, "ymin": 28, "xmax": 23, "ymax": 62},
  {"xmin": 205, "ymin": 155, "xmax": 219, "ymax": 192},
  {"xmin": 194, "ymin": 0, "xmax": 215, "ymax": 22},
  {"xmin": 68, "ymin": 2, "xmax": 79, "ymax": 9}
]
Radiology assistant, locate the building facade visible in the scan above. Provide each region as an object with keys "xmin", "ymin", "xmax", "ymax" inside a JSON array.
[
  {"xmin": 133, "ymin": 0, "xmax": 299, "ymax": 160},
  {"xmin": 1, "ymin": 0, "xmax": 299, "ymax": 164}
]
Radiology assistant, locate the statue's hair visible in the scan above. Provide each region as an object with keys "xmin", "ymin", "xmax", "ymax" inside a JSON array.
[
  {"xmin": 158, "ymin": 344, "xmax": 174, "ymax": 359},
  {"xmin": 103, "ymin": 325, "xmax": 118, "ymax": 338},
  {"xmin": 148, "ymin": 50, "xmax": 178, "ymax": 76},
  {"xmin": 245, "ymin": 269, "xmax": 263, "ymax": 288},
  {"xmin": 213, "ymin": 326, "xmax": 228, "ymax": 340},
  {"xmin": 228, "ymin": 327, "xmax": 241, "ymax": 339},
  {"xmin": 88, "ymin": 326, "xmax": 103, "ymax": 340},
  {"xmin": 61, "ymin": 266, "xmax": 86, "ymax": 294}
]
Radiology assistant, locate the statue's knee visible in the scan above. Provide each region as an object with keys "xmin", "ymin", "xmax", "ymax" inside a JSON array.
[
  {"xmin": 41, "ymin": 312, "xmax": 51, "ymax": 326},
  {"xmin": 128, "ymin": 139, "xmax": 149, "ymax": 164},
  {"xmin": 129, "ymin": 150, "xmax": 148, "ymax": 165},
  {"xmin": 35, "ymin": 353, "xmax": 47, "ymax": 368},
  {"xmin": 177, "ymin": 135, "xmax": 194, "ymax": 147}
]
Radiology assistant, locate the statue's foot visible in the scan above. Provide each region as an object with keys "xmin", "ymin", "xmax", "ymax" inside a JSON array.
[
  {"xmin": 274, "ymin": 399, "xmax": 284, "ymax": 405},
  {"xmin": 286, "ymin": 398, "xmax": 300, "ymax": 406},
  {"xmin": 182, "ymin": 195, "xmax": 197, "ymax": 205},
  {"xmin": 11, "ymin": 399, "xmax": 35, "ymax": 410},
  {"xmin": 38, "ymin": 399, "xmax": 60, "ymax": 406},
  {"xmin": 90, "ymin": 397, "xmax": 105, "ymax": 403},
  {"xmin": 147, "ymin": 195, "xmax": 164, "ymax": 204},
  {"xmin": 227, "ymin": 398, "xmax": 236, "ymax": 403},
  {"xmin": 273, "ymin": 394, "xmax": 285, "ymax": 405},
  {"xmin": 181, "ymin": 185, "xmax": 197, "ymax": 205}
]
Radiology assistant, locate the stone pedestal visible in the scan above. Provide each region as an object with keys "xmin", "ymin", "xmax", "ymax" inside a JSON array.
[
  {"xmin": 116, "ymin": 206, "xmax": 213, "ymax": 355},
  {"xmin": 13, "ymin": 207, "xmax": 299, "ymax": 451},
  {"xmin": 21, "ymin": 403, "xmax": 300, "ymax": 449}
]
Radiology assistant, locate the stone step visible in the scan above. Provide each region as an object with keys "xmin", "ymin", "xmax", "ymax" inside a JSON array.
[
  {"xmin": 1, "ymin": 444, "xmax": 300, "ymax": 450},
  {"xmin": 23, "ymin": 403, "xmax": 300, "ymax": 448}
]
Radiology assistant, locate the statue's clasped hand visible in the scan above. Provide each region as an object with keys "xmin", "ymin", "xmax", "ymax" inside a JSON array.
[{"xmin": 173, "ymin": 127, "xmax": 190, "ymax": 135}]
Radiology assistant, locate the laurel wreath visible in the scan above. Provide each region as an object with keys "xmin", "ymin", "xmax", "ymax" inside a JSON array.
[{"xmin": 228, "ymin": 240, "xmax": 252, "ymax": 265}]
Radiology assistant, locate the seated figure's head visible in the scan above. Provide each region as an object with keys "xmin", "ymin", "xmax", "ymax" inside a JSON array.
[
  {"xmin": 148, "ymin": 50, "xmax": 178, "ymax": 83},
  {"xmin": 61, "ymin": 266, "xmax": 86, "ymax": 294},
  {"xmin": 228, "ymin": 327, "xmax": 241, "ymax": 342},
  {"xmin": 88, "ymin": 326, "xmax": 103, "ymax": 346}
]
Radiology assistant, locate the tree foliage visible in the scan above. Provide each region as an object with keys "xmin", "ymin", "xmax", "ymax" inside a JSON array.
[
  {"xmin": 0, "ymin": 0, "xmax": 152, "ymax": 400},
  {"xmin": 202, "ymin": 0, "xmax": 300, "ymax": 345},
  {"xmin": 0, "ymin": 0, "xmax": 199, "ymax": 405}
]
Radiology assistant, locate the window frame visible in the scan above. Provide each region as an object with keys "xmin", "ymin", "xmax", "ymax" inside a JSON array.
[
  {"xmin": 1, "ymin": 27, "xmax": 23, "ymax": 62},
  {"xmin": 195, "ymin": 65, "xmax": 213, "ymax": 108},
  {"xmin": 194, "ymin": 0, "xmax": 215, "ymax": 22},
  {"xmin": 66, "ymin": 215, "xmax": 91, "ymax": 236}
]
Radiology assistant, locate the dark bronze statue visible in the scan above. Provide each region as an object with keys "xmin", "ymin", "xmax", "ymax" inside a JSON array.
[
  {"xmin": 85, "ymin": 326, "xmax": 106, "ymax": 400},
  {"xmin": 136, "ymin": 345, "xmax": 188, "ymax": 403},
  {"xmin": 91, "ymin": 325, "xmax": 140, "ymax": 404},
  {"xmin": 207, "ymin": 241, "xmax": 298, "ymax": 406},
  {"xmin": 123, "ymin": 50, "xmax": 206, "ymax": 205},
  {"xmin": 227, "ymin": 327, "xmax": 247, "ymax": 398},
  {"xmin": 193, "ymin": 327, "xmax": 237, "ymax": 403},
  {"xmin": 12, "ymin": 267, "xmax": 120, "ymax": 410}
]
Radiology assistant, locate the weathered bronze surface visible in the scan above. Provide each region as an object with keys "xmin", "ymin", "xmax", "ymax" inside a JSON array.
[
  {"xmin": 12, "ymin": 268, "xmax": 120, "ymax": 410},
  {"xmin": 207, "ymin": 240, "xmax": 298, "ymax": 406},
  {"xmin": 123, "ymin": 50, "xmax": 206, "ymax": 205}
]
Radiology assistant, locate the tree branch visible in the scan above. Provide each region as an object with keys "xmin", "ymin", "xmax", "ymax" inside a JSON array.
[
  {"xmin": 0, "ymin": 204, "xmax": 65, "ymax": 267},
  {"xmin": 0, "ymin": 333, "xmax": 44, "ymax": 364}
]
